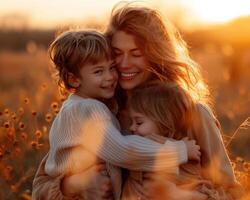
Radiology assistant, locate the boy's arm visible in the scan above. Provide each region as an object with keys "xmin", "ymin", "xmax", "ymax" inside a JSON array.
[{"xmin": 78, "ymin": 101, "xmax": 187, "ymax": 172}]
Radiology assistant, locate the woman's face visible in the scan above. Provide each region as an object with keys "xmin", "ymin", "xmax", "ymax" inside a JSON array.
[{"xmin": 111, "ymin": 31, "xmax": 152, "ymax": 91}]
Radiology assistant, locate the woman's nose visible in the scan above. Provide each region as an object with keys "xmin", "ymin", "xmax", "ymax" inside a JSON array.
[{"xmin": 117, "ymin": 54, "xmax": 130, "ymax": 70}]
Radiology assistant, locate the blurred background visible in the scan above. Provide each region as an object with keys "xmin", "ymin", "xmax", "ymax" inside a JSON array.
[{"xmin": 0, "ymin": 0, "xmax": 250, "ymax": 199}]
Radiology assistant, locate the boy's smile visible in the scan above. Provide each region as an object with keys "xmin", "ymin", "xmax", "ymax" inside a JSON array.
[{"xmin": 76, "ymin": 59, "xmax": 118, "ymax": 100}]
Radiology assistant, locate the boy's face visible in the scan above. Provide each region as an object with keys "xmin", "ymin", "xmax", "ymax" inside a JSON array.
[
  {"xmin": 129, "ymin": 108, "xmax": 160, "ymax": 137},
  {"xmin": 76, "ymin": 59, "xmax": 118, "ymax": 100}
]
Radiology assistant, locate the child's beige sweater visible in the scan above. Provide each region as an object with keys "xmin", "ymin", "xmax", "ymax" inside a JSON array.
[{"xmin": 33, "ymin": 94, "xmax": 187, "ymax": 200}]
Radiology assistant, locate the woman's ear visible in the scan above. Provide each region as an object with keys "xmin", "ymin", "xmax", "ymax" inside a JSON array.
[{"xmin": 68, "ymin": 73, "xmax": 81, "ymax": 88}]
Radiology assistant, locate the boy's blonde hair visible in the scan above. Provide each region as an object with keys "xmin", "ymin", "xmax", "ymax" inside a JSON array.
[
  {"xmin": 106, "ymin": 2, "xmax": 210, "ymax": 104},
  {"xmin": 49, "ymin": 30, "xmax": 112, "ymax": 91},
  {"xmin": 129, "ymin": 81, "xmax": 195, "ymax": 139}
]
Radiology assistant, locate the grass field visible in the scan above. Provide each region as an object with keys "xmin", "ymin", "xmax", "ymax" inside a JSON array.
[{"xmin": 0, "ymin": 34, "xmax": 250, "ymax": 199}]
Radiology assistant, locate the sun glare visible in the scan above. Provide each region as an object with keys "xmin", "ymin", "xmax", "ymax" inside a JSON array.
[
  {"xmin": 184, "ymin": 0, "xmax": 250, "ymax": 23},
  {"xmin": 0, "ymin": 0, "xmax": 250, "ymax": 28}
]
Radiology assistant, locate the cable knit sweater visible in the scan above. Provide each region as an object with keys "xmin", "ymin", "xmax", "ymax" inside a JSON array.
[{"xmin": 35, "ymin": 94, "xmax": 187, "ymax": 200}]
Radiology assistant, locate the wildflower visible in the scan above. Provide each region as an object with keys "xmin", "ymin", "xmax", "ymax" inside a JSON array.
[
  {"xmin": 4, "ymin": 108, "xmax": 9, "ymax": 115},
  {"xmin": 35, "ymin": 130, "xmax": 42, "ymax": 138},
  {"xmin": 7, "ymin": 128, "xmax": 16, "ymax": 141},
  {"xmin": 243, "ymin": 162, "xmax": 250, "ymax": 172},
  {"xmin": 45, "ymin": 113, "xmax": 53, "ymax": 122},
  {"xmin": 30, "ymin": 141, "xmax": 37, "ymax": 148},
  {"xmin": 19, "ymin": 122, "xmax": 25, "ymax": 130},
  {"xmin": 51, "ymin": 102, "xmax": 59, "ymax": 110},
  {"xmin": 60, "ymin": 97, "xmax": 66, "ymax": 102},
  {"xmin": 14, "ymin": 147, "xmax": 21, "ymax": 156},
  {"xmin": 53, "ymin": 108, "xmax": 59, "ymax": 115},
  {"xmin": 21, "ymin": 132, "xmax": 28, "ymax": 140},
  {"xmin": 4, "ymin": 121, "xmax": 10, "ymax": 129},
  {"xmin": 6, "ymin": 165, "xmax": 13, "ymax": 172},
  {"xmin": 18, "ymin": 107, "xmax": 24, "ymax": 115},
  {"xmin": 11, "ymin": 113, "xmax": 17, "ymax": 120},
  {"xmin": 31, "ymin": 110, "xmax": 37, "ymax": 116},
  {"xmin": 236, "ymin": 157, "xmax": 244, "ymax": 163},
  {"xmin": 37, "ymin": 143, "xmax": 44, "ymax": 149},
  {"xmin": 42, "ymin": 126, "xmax": 48, "ymax": 133},
  {"xmin": 41, "ymin": 83, "xmax": 47, "ymax": 89},
  {"xmin": 24, "ymin": 98, "xmax": 30, "ymax": 104}
]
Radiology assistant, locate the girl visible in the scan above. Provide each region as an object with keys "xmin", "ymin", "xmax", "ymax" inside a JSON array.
[
  {"xmin": 33, "ymin": 29, "xmax": 199, "ymax": 200},
  {"xmin": 32, "ymin": 2, "xmax": 240, "ymax": 199},
  {"xmin": 124, "ymin": 81, "xmax": 240, "ymax": 200}
]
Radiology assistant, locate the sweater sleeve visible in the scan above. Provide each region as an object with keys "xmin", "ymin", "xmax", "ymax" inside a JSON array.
[
  {"xmin": 74, "ymin": 100, "xmax": 187, "ymax": 171},
  {"xmin": 46, "ymin": 99, "xmax": 187, "ymax": 175},
  {"xmin": 191, "ymin": 104, "xmax": 240, "ymax": 188},
  {"xmin": 32, "ymin": 154, "xmax": 79, "ymax": 200}
]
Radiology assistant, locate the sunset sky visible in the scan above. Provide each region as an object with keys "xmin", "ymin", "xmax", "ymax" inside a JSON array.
[{"xmin": 0, "ymin": 0, "xmax": 250, "ymax": 29}]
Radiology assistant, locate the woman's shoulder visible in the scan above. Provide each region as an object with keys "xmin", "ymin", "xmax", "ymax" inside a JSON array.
[
  {"xmin": 195, "ymin": 102, "xmax": 216, "ymax": 119},
  {"xmin": 194, "ymin": 102, "xmax": 220, "ymax": 128}
]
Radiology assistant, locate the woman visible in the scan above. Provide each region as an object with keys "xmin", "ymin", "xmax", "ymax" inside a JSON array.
[{"xmin": 32, "ymin": 2, "xmax": 240, "ymax": 200}]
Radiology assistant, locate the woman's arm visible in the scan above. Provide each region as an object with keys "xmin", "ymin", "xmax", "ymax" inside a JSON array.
[
  {"xmin": 32, "ymin": 154, "xmax": 78, "ymax": 200},
  {"xmin": 191, "ymin": 104, "xmax": 236, "ymax": 184},
  {"xmin": 32, "ymin": 154, "xmax": 113, "ymax": 200}
]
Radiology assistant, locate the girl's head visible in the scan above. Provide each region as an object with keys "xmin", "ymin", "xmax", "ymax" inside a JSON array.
[
  {"xmin": 106, "ymin": 2, "xmax": 209, "ymax": 103},
  {"xmin": 128, "ymin": 81, "xmax": 195, "ymax": 139},
  {"xmin": 49, "ymin": 30, "xmax": 118, "ymax": 99}
]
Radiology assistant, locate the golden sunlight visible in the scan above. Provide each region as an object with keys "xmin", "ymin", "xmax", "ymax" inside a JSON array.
[
  {"xmin": 184, "ymin": 0, "xmax": 250, "ymax": 23},
  {"xmin": 0, "ymin": 0, "xmax": 249, "ymax": 29}
]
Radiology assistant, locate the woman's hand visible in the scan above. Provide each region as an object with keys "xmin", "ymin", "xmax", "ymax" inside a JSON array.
[
  {"xmin": 142, "ymin": 173, "xmax": 208, "ymax": 200},
  {"xmin": 62, "ymin": 163, "xmax": 113, "ymax": 199}
]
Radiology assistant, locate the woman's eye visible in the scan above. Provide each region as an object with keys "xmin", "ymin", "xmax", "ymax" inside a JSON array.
[
  {"xmin": 114, "ymin": 51, "xmax": 122, "ymax": 57},
  {"xmin": 132, "ymin": 53, "xmax": 142, "ymax": 57}
]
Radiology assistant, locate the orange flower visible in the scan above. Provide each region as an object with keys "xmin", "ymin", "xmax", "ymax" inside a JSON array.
[
  {"xmin": 45, "ymin": 113, "xmax": 53, "ymax": 122},
  {"xmin": 35, "ymin": 130, "xmax": 42, "ymax": 138},
  {"xmin": 19, "ymin": 122, "xmax": 25, "ymax": 130},
  {"xmin": 31, "ymin": 110, "xmax": 37, "ymax": 116},
  {"xmin": 4, "ymin": 121, "xmax": 10, "ymax": 129},
  {"xmin": 24, "ymin": 98, "xmax": 30, "ymax": 104},
  {"xmin": 51, "ymin": 102, "xmax": 59, "ymax": 110}
]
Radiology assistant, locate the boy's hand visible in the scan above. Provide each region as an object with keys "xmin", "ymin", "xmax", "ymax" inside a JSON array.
[{"xmin": 182, "ymin": 137, "xmax": 201, "ymax": 161}]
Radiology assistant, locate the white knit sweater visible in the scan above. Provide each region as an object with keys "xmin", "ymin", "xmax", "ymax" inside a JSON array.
[{"xmin": 45, "ymin": 94, "xmax": 187, "ymax": 177}]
